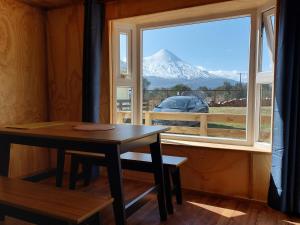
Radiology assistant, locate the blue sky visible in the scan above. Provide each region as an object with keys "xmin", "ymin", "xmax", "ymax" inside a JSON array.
[{"xmin": 142, "ymin": 16, "xmax": 251, "ymax": 72}]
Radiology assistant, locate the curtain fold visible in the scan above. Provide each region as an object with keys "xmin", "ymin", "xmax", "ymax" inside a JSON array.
[
  {"xmin": 81, "ymin": 0, "xmax": 105, "ymax": 178},
  {"xmin": 268, "ymin": 0, "xmax": 300, "ymax": 214},
  {"xmin": 82, "ymin": 0, "xmax": 104, "ymax": 123}
]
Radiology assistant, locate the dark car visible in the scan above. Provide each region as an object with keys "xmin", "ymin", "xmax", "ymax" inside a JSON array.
[{"xmin": 153, "ymin": 96, "xmax": 209, "ymax": 126}]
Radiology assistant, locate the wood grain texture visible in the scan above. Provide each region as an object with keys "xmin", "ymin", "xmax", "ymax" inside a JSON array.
[
  {"xmin": 47, "ymin": 4, "xmax": 83, "ymax": 122},
  {"xmin": 0, "ymin": 0, "xmax": 50, "ymax": 178},
  {"xmin": 0, "ymin": 122, "xmax": 168, "ymax": 144},
  {"xmin": 17, "ymin": 0, "xmax": 81, "ymax": 9},
  {"xmin": 4, "ymin": 178, "xmax": 300, "ymax": 225},
  {"xmin": 0, "ymin": 177, "xmax": 112, "ymax": 224}
]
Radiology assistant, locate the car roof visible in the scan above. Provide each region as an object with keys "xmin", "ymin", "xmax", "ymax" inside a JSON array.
[{"xmin": 166, "ymin": 96, "xmax": 197, "ymax": 100}]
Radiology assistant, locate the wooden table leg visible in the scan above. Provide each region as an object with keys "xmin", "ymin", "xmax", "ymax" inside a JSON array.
[
  {"xmin": 0, "ymin": 139, "xmax": 11, "ymax": 177},
  {"xmin": 106, "ymin": 146, "xmax": 126, "ymax": 225},
  {"xmin": 150, "ymin": 134, "xmax": 167, "ymax": 221},
  {"xmin": 0, "ymin": 139, "xmax": 11, "ymax": 221},
  {"xmin": 56, "ymin": 149, "xmax": 65, "ymax": 187}
]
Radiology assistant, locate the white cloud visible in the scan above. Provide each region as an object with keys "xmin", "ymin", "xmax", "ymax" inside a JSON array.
[{"xmin": 208, "ymin": 70, "xmax": 248, "ymax": 82}]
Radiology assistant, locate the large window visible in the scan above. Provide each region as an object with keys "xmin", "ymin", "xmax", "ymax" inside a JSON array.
[
  {"xmin": 142, "ymin": 17, "xmax": 250, "ymax": 141},
  {"xmin": 111, "ymin": 5, "xmax": 275, "ymax": 147}
]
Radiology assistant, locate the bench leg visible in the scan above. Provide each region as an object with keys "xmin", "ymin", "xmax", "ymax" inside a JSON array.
[
  {"xmin": 164, "ymin": 167, "xmax": 174, "ymax": 214},
  {"xmin": 150, "ymin": 137, "xmax": 167, "ymax": 221},
  {"xmin": 69, "ymin": 155, "xmax": 80, "ymax": 190},
  {"xmin": 91, "ymin": 213, "xmax": 102, "ymax": 225},
  {"xmin": 56, "ymin": 149, "xmax": 65, "ymax": 187},
  {"xmin": 83, "ymin": 160, "xmax": 92, "ymax": 187},
  {"xmin": 171, "ymin": 168, "xmax": 183, "ymax": 205}
]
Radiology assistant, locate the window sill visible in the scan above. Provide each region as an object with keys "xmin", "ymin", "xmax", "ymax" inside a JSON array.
[{"xmin": 161, "ymin": 139, "xmax": 272, "ymax": 154}]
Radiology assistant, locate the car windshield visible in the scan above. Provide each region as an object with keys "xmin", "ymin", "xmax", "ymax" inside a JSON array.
[{"xmin": 158, "ymin": 98, "xmax": 188, "ymax": 109}]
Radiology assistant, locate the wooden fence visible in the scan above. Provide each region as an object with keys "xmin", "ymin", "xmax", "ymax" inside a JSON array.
[{"xmin": 117, "ymin": 111, "xmax": 271, "ymax": 141}]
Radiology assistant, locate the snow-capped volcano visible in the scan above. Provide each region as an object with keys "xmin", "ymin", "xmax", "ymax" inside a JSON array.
[
  {"xmin": 120, "ymin": 49, "xmax": 242, "ymax": 89},
  {"xmin": 143, "ymin": 49, "xmax": 213, "ymax": 80}
]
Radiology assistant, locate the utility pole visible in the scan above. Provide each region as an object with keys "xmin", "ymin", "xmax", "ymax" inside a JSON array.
[{"xmin": 239, "ymin": 72, "xmax": 242, "ymax": 88}]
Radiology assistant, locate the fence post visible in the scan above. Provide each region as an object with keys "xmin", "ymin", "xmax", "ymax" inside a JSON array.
[
  {"xmin": 145, "ymin": 111, "xmax": 151, "ymax": 125},
  {"xmin": 116, "ymin": 112, "xmax": 123, "ymax": 124},
  {"xmin": 199, "ymin": 114, "xmax": 208, "ymax": 136}
]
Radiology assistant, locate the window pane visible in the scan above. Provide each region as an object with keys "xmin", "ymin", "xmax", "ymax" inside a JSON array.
[
  {"xmin": 260, "ymin": 25, "xmax": 273, "ymax": 72},
  {"xmin": 116, "ymin": 87, "xmax": 132, "ymax": 124},
  {"xmin": 271, "ymin": 15, "xmax": 275, "ymax": 32},
  {"xmin": 120, "ymin": 33, "xmax": 129, "ymax": 76},
  {"xmin": 142, "ymin": 17, "xmax": 250, "ymax": 140},
  {"xmin": 258, "ymin": 84, "xmax": 272, "ymax": 143}
]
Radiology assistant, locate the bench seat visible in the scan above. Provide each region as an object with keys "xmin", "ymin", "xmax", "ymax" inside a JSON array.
[
  {"xmin": 0, "ymin": 177, "xmax": 112, "ymax": 225},
  {"xmin": 66, "ymin": 150, "xmax": 187, "ymax": 167},
  {"xmin": 64, "ymin": 151, "xmax": 187, "ymax": 215},
  {"xmin": 121, "ymin": 152, "xmax": 187, "ymax": 167}
]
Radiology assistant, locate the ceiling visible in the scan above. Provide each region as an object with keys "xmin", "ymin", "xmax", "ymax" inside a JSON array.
[{"xmin": 18, "ymin": 0, "xmax": 81, "ymax": 9}]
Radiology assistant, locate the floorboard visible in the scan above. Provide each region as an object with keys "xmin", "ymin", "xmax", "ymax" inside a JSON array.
[{"xmin": 1, "ymin": 175, "xmax": 300, "ymax": 225}]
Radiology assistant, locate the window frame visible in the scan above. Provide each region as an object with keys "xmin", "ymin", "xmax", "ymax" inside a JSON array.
[
  {"xmin": 110, "ymin": 5, "xmax": 276, "ymax": 147},
  {"xmin": 254, "ymin": 6, "xmax": 276, "ymax": 147},
  {"xmin": 111, "ymin": 23, "xmax": 139, "ymax": 124}
]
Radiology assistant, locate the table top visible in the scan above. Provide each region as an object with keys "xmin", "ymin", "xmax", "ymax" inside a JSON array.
[{"xmin": 0, "ymin": 122, "xmax": 169, "ymax": 144}]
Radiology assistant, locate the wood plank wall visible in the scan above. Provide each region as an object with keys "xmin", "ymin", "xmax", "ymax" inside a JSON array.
[
  {"xmin": 46, "ymin": 0, "xmax": 272, "ymax": 201},
  {"xmin": 0, "ymin": 0, "xmax": 50, "ymax": 177}
]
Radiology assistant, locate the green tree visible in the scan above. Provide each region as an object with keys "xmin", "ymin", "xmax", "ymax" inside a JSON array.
[
  {"xmin": 143, "ymin": 77, "xmax": 151, "ymax": 90},
  {"xmin": 198, "ymin": 86, "xmax": 209, "ymax": 91},
  {"xmin": 170, "ymin": 84, "xmax": 192, "ymax": 92}
]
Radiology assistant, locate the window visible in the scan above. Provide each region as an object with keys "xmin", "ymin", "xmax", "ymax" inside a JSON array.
[
  {"xmin": 120, "ymin": 33, "xmax": 129, "ymax": 76},
  {"xmin": 111, "ymin": 4, "xmax": 276, "ymax": 147},
  {"xmin": 116, "ymin": 87, "xmax": 133, "ymax": 124},
  {"xmin": 255, "ymin": 8, "xmax": 276, "ymax": 144},
  {"xmin": 142, "ymin": 17, "xmax": 250, "ymax": 141}
]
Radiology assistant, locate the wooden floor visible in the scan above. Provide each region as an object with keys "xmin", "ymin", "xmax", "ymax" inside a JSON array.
[{"xmin": 1, "ymin": 175, "xmax": 300, "ymax": 225}]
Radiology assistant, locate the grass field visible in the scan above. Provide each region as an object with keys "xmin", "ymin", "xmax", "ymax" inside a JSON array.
[
  {"xmin": 208, "ymin": 106, "xmax": 271, "ymax": 132},
  {"xmin": 209, "ymin": 107, "xmax": 271, "ymax": 116}
]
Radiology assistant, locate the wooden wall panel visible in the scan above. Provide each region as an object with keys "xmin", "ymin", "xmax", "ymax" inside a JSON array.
[
  {"xmin": 46, "ymin": 0, "xmax": 272, "ymax": 201},
  {"xmin": 0, "ymin": 0, "xmax": 50, "ymax": 177},
  {"xmin": 18, "ymin": 0, "xmax": 80, "ymax": 9},
  {"xmin": 47, "ymin": 4, "xmax": 84, "ymax": 168},
  {"xmin": 47, "ymin": 4, "xmax": 83, "ymax": 122},
  {"xmin": 123, "ymin": 145, "xmax": 251, "ymax": 199},
  {"xmin": 252, "ymin": 153, "xmax": 272, "ymax": 201}
]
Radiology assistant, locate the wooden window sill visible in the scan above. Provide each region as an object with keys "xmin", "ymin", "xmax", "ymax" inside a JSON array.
[{"xmin": 161, "ymin": 139, "xmax": 272, "ymax": 154}]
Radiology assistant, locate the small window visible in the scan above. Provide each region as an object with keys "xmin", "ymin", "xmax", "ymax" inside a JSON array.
[
  {"xmin": 260, "ymin": 24, "xmax": 273, "ymax": 72},
  {"xmin": 258, "ymin": 84, "xmax": 272, "ymax": 143},
  {"xmin": 255, "ymin": 9, "xmax": 275, "ymax": 145},
  {"xmin": 271, "ymin": 15, "xmax": 275, "ymax": 31},
  {"xmin": 120, "ymin": 33, "xmax": 129, "ymax": 76},
  {"xmin": 116, "ymin": 87, "xmax": 133, "ymax": 124}
]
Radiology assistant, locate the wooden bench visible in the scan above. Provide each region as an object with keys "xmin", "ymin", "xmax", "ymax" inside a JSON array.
[
  {"xmin": 0, "ymin": 177, "xmax": 113, "ymax": 225},
  {"xmin": 62, "ymin": 151, "xmax": 187, "ymax": 215}
]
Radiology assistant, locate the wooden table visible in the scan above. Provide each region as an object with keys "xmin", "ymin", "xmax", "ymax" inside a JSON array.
[{"xmin": 0, "ymin": 122, "xmax": 169, "ymax": 225}]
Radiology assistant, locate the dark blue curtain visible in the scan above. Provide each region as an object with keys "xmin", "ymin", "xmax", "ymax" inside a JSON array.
[
  {"xmin": 82, "ymin": 0, "xmax": 104, "ymax": 178},
  {"xmin": 82, "ymin": 0, "xmax": 104, "ymax": 122},
  {"xmin": 268, "ymin": 0, "xmax": 300, "ymax": 214}
]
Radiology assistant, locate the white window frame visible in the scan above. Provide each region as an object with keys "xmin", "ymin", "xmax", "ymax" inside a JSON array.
[
  {"xmin": 110, "ymin": 4, "xmax": 276, "ymax": 147},
  {"xmin": 111, "ymin": 23, "xmax": 139, "ymax": 124},
  {"xmin": 254, "ymin": 6, "xmax": 276, "ymax": 148}
]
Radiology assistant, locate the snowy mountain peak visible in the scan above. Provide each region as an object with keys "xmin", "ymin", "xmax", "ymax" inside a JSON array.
[
  {"xmin": 144, "ymin": 49, "xmax": 182, "ymax": 63},
  {"xmin": 143, "ymin": 49, "xmax": 213, "ymax": 80}
]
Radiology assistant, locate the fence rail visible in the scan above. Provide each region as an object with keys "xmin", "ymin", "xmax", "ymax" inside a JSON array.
[{"xmin": 117, "ymin": 111, "xmax": 271, "ymax": 141}]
